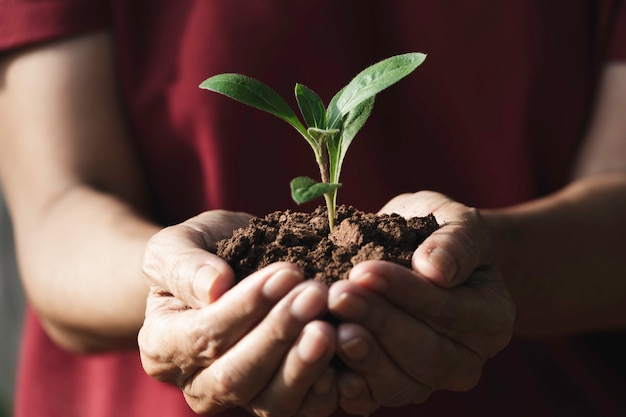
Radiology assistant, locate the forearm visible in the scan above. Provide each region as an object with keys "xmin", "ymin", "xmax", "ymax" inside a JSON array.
[
  {"xmin": 484, "ymin": 173, "xmax": 626, "ymax": 337},
  {"xmin": 0, "ymin": 31, "xmax": 159, "ymax": 352},
  {"xmin": 14, "ymin": 185, "xmax": 159, "ymax": 352}
]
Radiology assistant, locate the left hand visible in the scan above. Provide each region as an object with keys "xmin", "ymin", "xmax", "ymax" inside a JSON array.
[{"xmin": 328, "ymin": 191, "xmax": 515, "ymax": 415}]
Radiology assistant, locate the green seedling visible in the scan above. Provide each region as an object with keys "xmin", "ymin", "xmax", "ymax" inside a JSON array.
[{"xmin": 200, "ymin": 52, "xmax": 426, "ymax": 230}]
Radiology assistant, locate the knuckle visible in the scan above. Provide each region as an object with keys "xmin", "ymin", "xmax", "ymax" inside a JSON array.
[
  {"xmin": 137, "ymin": 326, "xmax": 180, "ymax": 382},
  {"xmin": 441, "ymin": 204, "xmax": 489, "ymax": 263},
  {"xmin": 454, "ymin": 222, "xmax": 480, "ymax": 260},
  {"xmin": 263, "ymin": 302, "xmax": 308, "ymax": 346},
  {"xmin": 168, "ymin": 255, "xmax": 194, "ymax": 296},
  {"xmin": 209, "ymin": 366, "xmax": 249, "ymax": 406},
  {"xmin": 465, "ymin": 207, "xmax": 491, "ymax": 257},
  {"xmin": 179, "ymin": 353, "xmax": 255, "ymax": 412},
  {"xmin": 138, "ymin": 356, "xmax": 168, "ymax": 380},
  {"xmin": 189, "ymin": 329, "xmax": 227, "ymax": 361},
  {"xmin": 183, "ymin": 391, "xmax": 226, "ymax": 416},
  {"xmin": 262, "ymin": 319, "xmax": 296, "ymax": 348},
  {"xmin": 141, "ymin": 236, "xmax": 162, "ymax": 280}
]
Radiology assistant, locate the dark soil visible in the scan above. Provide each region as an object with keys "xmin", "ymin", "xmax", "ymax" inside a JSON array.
[{"xmin": 216, "ymin": 205, "xmax": 439, "ymax": 285}]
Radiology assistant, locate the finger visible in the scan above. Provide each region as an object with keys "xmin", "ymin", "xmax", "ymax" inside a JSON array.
[
  {"xmin": 249, "ymin": 321, "xmax": 337, "ymax": 417},
  {"xmin": 329, "ymin": 278, "xmax": 483, "ymax": 392},
  {"xmin": 142, "ymin": 210, "xmax": 252, "ymax": 307},
  {"xmin": 379, "ymin": 191, "xmax": 491, "ymax": 288},
  {"xmin": 349, "ymin": 261, "xmax": 514, "ymax": 358},
  {"xmin": 183, "ymin": 210, "xmax": 254, "ymax": 251},
  {"xmin": 378, "ymin": 190, "xmax": 451, "ymax": 218},
  {"xmin": 296, "ymin": 367, "xmax": 339, "ymax": 417},
  {"xmin": 183, "ymin": 281, "xmax": 329, "ymax": 415},
  {"xmin": 348, "ymin": 261, "xmax": 449, "ymax": 327},
  {"xmin": 337, "ymin": 372, "xmax": 379, "ymax": 416},
  {"xmin": 336, "ymin": 323, "xmax": 431, "ymax": 407},
  {"xmin": 413, "ymin": 203, "xmax": 490, "ymax": 288},
  {"xmin": 143, "ymin": 239, "xmax": 234, "ymax": 307},
  {"xmin": 139, "ymin": 263, "xmax": 304, "ymax": 383}
]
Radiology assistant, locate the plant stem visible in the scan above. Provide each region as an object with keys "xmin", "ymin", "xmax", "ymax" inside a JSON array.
[
  {"xmin": 314, "ymin": 138, "xmax": 336, "ymax": 230},
  {"xmin": 315, "ymin": 137, "xmax": 330, "ymax": 184},
  {"xmin": 324, "ymin": 192, "xmax": 336, "ymax": 230},
  {"xmin": 318, "ymin": 160, "xmax": 335, "ymax": 230}
]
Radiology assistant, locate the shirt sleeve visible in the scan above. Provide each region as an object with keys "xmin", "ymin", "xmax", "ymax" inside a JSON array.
[
  {"xmin": 608, "ymin": 1, "xmax": 626, "ymax": 61},
  {"xmin": 0, "ymin": 0, "xmax": 111, "ymax": 52}
]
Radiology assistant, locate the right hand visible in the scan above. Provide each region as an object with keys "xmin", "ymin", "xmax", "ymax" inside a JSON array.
[{"xmin": 138, "ymin": 210, "xmax": 338, "ymax": 416}]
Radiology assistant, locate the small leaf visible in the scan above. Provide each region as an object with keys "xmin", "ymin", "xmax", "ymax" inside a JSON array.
[
  {"xmin": 327, "ymin": 52, "xmax": 426, "ymax": 128},
  {"xmin": 307, "ymin": 127, "xmax": 340, "ymax": 148},
  {"xmin": 295, "ymin": 83, "xmax": 326, "ymax": 129},
  {"xmin": 290, "ymin": 176, "xmax": 341, "ymax": 204},
  {"xmin": 328, "ymin": 97, "xmax": 375, "ymax": 184},
  {"xmin": 200, "ymin": 74, "xmax": 306, "ymax": 134}
]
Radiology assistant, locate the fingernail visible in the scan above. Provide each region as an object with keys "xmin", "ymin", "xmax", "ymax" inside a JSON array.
[
  {"xmin": 291, "ymin": 285, "xmax": 326, "ymax": 321},
  {"xmin": 330, "ymin": 293, "xmax": 368, "ymax": 319},
  {"xmin": 340, "ymin": 336, "xmax": 369, "ymax": 361},
  {"xmin": 339, "ymin": 375, "xmax": 363, "ymax": 399},
  {"xmin": 428, "ymin": 248, "xmax": 457, "ymax": 282},
  {"xmin": 312, "ymin": 368, "xmax": 335, "ymax": 395},
  {"xmin": 350, "ymin": 272, "xmax": 388, "ymax": 293},
  {"xmin": 195, "ymin": 264, "xmax": 220, "ymax": 303},
  {"xmin": 262, "ymin": 268, "xmax": 302, "ymax": 300},
  {"xmin": 298, "ymin": 325, "xmax": 330, "ymax": 364}
]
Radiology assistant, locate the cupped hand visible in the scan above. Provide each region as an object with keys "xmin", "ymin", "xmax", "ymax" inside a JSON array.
[
  {"xmin": 328, "ymin": 191, "xmax": 515, "ymax": 414},
  {"xmin": 139, "ymin": 211, "xmax": 338, "ymax": 416}
]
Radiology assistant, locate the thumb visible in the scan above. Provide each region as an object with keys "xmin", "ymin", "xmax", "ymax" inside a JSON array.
[
  {"xmin": 188, "ymin": 254, "xmax": 236, "ymax": 305},
  {"xmin": 412, "ymin": 207, "xmax": 490, "ymax": 288},
  {"xmin": 142, "ymin": 220, "xmax": 241, "ymax": 307}
]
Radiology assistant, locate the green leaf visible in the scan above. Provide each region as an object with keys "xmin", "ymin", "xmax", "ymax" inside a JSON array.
[
  {"xmin": 295, "ymin": 83, "xmax": 326, "ymax": 129},
  {"xmin": 200, "ymin": 73, "xmax": 306, "ymax": 134},
  {"xmin": 326, "ymin": 86, "xmax": 346, "ymax": 131},
  {"xmin": 327, "ymin": 52, "xmax": 426, "ymax": 128},
  {"xmin": 307, "ymin": 127, "xmax": 340, "ymax": 150},
  {"xmin": 328, "ymin": 97, "xmax": 375, "ymax": 184},
  {"xmin": 290, "ymin": 176, "xmax": 341, "ymax": 204}
]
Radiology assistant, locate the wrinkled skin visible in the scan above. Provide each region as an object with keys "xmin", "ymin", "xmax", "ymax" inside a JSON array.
[
  {"xmin": 139, "ymin": 192, "xmax": 515, "ymax": 416},
  {"xmin": 326, "ymin": 191, "xmax": 515, "ymax": 415},
  {"xmin": 139, "ymin": 211, "xmax": 339, "ymax": 417}
]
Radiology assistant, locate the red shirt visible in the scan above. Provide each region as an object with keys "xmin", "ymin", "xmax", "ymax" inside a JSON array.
[{"xmin": 2, "ymin": 1, "xmax": 626, "ymax": 416}]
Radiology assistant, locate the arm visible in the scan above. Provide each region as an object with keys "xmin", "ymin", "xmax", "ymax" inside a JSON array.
[
  {"xmin": 485, "ymin": 62, "xmax": 626, "ymax": 336},
  {"xmin": 345, "ymin": 63, "xmax": 626, "ymax": 341},
  {"xmin": 328, "ymin": 62, "xmax": 626, "ymax": 413},
  {"xmin": 0, "ymin": 31, "xmax": 339, "ymax": 416},
  {"xmin": 0, "ymin": 31, "xmax": 158, "ymax": 352}
]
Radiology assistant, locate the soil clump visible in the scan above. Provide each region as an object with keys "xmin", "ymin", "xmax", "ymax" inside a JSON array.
[{"xmin": 216, "ymin": 205, "xmax": 439, "ymax": 285}]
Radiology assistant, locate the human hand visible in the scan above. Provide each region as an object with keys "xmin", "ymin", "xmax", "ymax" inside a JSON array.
[
  {"xmin": 139, "ymin": 211, "xmax": 338, "ymax": 416},
  {"xmin": 328, "ymin": 191, "xmax": 515, "ymax": 415}
]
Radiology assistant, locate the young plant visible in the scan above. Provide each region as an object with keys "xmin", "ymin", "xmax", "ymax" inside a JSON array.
[{"xmin": 200, "ymin": 52, "xmax": 426, "ymax": 230}]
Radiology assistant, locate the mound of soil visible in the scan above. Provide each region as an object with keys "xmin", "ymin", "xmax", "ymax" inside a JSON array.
[{"xmin": 216, "ymin": 205, "xmax": 439, "ymax": 285}]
